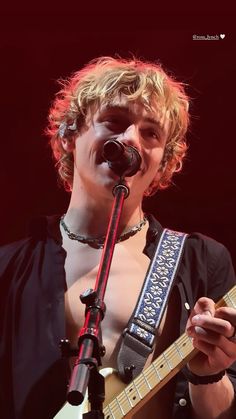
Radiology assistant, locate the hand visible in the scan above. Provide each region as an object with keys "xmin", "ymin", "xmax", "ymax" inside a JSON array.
[{"xmin": 186, "ymin": 297, "xmax": 236, "ymax": 376}]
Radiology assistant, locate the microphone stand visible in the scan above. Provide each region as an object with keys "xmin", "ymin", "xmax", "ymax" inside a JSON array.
[{"xmin": 60, "ymin": 180, "xmax": 130, "ymax": 418}]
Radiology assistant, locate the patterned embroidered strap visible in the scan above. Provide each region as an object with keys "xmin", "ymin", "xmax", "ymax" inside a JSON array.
[{"xmin": 117, "ymin": 228, "xmax": 188, "ymax": 382}]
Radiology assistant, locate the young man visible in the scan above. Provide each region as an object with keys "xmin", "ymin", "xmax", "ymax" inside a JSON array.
[{"xmin": 1, "ymin": 56, "xmax": 236, "ymax": 419}]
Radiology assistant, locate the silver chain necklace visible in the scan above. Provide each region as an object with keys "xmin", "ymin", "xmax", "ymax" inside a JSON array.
[{"xmin": 60, "ymin": 215, "xmax": 147, "ymax": 249}]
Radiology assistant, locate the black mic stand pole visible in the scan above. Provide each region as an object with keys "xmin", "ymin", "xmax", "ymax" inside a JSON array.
[{"xmin": 60, "ymin": 180, "xmax": 130, "ymax": 418}]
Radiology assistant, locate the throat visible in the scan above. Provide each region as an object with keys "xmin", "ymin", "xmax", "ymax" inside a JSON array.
[{"xmin": 60, "ymin": 214, "xmax": 148, "ymax": 249}]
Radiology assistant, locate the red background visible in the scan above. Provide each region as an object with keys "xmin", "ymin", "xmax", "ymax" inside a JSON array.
[{"xmin": 0, "ymin": 9, "xmax": 235, "ymax": 267}]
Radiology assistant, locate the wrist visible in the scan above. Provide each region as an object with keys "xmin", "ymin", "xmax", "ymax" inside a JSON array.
[{"xmin": 183, "ymin": 366, "xmax": 226, "ymax": 385}]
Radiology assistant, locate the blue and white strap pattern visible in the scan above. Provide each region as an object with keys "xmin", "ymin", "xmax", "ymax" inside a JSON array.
[{"xmin": 129, "ymin": 228, "xmax": 187, "ymax": 347}]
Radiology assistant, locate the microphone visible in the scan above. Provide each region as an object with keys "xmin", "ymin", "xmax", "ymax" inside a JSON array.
[{"xmin": 102, "ymin": 139, "xmax": 141, "ymax": 177}]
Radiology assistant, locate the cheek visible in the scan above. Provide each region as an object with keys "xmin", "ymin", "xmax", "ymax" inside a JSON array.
[
  {"xmin": 142, "ymin": 147, "xmax": 165, "ymax": 172},
  {"xmin": 75, "ymin": 128, "xmax": 94, "ymax": 152},
  {"xmin": 74, "ymin": 140, "xmax": 86, "ymax": 161},
  {"xmin": 138, "ymin": 149, "xmax": 165, "ymax": 189}
]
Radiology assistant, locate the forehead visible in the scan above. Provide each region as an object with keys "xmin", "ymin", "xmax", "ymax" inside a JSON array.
[
  {"xmin": 91, "ymin": 95, "xmax": 168, "ymax": 126},
  {"xmin": 101, "ymin": 96, "xmax": 156, "ymax": 117}
]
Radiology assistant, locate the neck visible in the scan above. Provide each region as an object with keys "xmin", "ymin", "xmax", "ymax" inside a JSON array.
[{"xmin": 65, "ymin": 185, "xmax": 144, "ymax": 238}]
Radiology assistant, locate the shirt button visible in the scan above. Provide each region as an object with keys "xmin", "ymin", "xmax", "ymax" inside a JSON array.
[
  {"xmin": 179, "ymin": 398, "xmax": 187, "ymax": 407},
  {"xmin": 184, "ymin": 302, "xmax": 190, "ymax": 310}
]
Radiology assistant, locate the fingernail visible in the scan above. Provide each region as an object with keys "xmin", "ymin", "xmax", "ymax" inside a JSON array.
[
  {"xmin": 192, "ymin": 315, "xmax": 201, "ymax": 324},
  {"xmin": 194, "ymin": 326, "xmax": 206, "ymax": 335}
]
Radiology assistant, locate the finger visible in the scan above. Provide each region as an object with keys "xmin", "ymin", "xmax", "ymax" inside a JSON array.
[
  {"xmin": 192, "ymin": 338, "xmax": 219, "ymax": 357},
  {"xmin": 215, "ymin": 307, "xmax": 236, "ymax": 325},
  {"xmin": 191, "ymin": 339, "xmax": 230, "ymax": 371},
  {"xmin": 186, "ymin": 297, "xmax": 215, "ymax": 331},
  {"xmin": 188, "ymin": 327, "xmax": 236, "ymax": 358},
  {"xmin": 192, "ymin": 297, "xmax": 216, "ymax": 317},
  {"xmin": 190, "ymin": 313, "xmax": 234, "ymax": 338}
]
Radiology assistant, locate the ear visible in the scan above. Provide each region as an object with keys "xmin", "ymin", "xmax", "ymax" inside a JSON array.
[{"xmin": 60, "ymin": 137, "xmax": 75, "ymax": 152}]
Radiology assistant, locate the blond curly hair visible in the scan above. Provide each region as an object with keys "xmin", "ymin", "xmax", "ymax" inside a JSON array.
[{"xmin": 46, "ymin": 56, "xmax": 189, "ymax": 194}]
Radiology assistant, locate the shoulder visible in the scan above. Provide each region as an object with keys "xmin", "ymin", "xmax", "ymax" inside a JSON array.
[
  {"xmin": 185, "ymin": 231, "xmax": 232, "ymax": 270},
  {"xmin": 181, "ymin": 231, "xmax": 235, "ymax": 301},
  {"xmin": 147, "ymin": 214, "xmax": 235, "ymax": 297},
  {"xmin": 0, "ymin": 237, "xmax": 32, "ymax": 273},
  {"xmin": 147, "ymin": 213, "xmax": 229, "ymax": 263},
  {"xmin": 0, "ymin": 215, "xmax": 62, "ymax": 275}
]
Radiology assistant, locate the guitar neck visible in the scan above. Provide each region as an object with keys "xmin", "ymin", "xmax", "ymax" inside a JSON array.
[{"xmin": 103, "ymin": 285, "xmax": 236, "ymax": 419}]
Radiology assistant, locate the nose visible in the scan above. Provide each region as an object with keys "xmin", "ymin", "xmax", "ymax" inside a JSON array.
[{"xmin": 117, "ymin": 124, "xmax": 141, "ymax": 151}]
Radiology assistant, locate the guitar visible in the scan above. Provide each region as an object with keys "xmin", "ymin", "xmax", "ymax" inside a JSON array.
[{"xmin": 54, "ymin": 285, "xmax": 236, "ymax": 418}]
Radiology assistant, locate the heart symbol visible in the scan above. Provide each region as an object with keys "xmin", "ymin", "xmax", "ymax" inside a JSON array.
[{"xmin": 220, "ymin": 34, "xmax": 225, "ymax": 39}]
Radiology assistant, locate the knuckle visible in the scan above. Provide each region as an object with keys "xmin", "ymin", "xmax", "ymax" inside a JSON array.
[{"xmin": 224, "ymin": 321, "xmax": 233, "ymax": 335}]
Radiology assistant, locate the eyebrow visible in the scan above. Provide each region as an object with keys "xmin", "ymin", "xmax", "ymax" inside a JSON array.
[
  {"xmin": 101, "ymin": 105, "xmax": 162, "ymax": 129},
  {"xmin": 142, "ymin": 116, "xmax": 161, "ymax": 127}
]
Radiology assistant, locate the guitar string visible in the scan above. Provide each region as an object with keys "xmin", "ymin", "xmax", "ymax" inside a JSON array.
[
  {"xmin": 104, "ymin": 332, "xmax": 193, "ymax": 415},
  {"xmin": 56, "ymin": 290, "xmax": 236, "ymax": 418},
  {"xmin": 105, "ymin": 288, "xmax": 236, "ymax": 416},
  {"xmin": 105, "ymin": 332, "xmax": 200, "ymax": 416},
  {"xmin": 106, "ymin": 322, "xmax": 225, "ymax": 416},
  {"xmin": 106, "ymin": 329, "xmax": 211, "ymax": 415}
]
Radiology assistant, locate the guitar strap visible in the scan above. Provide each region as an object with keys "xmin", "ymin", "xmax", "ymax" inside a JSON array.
[{"xmin": 117, "ymin": 227, "xmax": 188, "ymax": 383}]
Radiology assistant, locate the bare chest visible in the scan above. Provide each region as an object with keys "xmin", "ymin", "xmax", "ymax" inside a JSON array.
[{"xmin": 64, "ymin": 241, "xmax": 150, "ymax": 368}]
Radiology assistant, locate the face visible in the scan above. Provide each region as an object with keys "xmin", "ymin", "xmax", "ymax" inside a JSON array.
[{"xmin": 71, "ymin": 97, "xmax": 169, "ymax": 202}]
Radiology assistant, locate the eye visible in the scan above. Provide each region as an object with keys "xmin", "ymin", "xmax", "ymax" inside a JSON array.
[
  {"xmin": 141, "ymin": 128, "xmax": 159, "ymax": 141},
  {"xmin": 148, "ymin": 130, "xmax": 158, "ymax": 139},
  {"xmin": 104, "ymin": 115, "xmax": 128, "ymax": 132},
  {"xmin": 105, "ymin": 117, "xmax": 120, "ymax": 125}
]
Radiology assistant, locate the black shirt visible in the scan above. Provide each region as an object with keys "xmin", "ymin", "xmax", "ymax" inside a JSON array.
[{"xmin": 0, "ymin": 214, "xmax": 236, "ymax": 418}]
